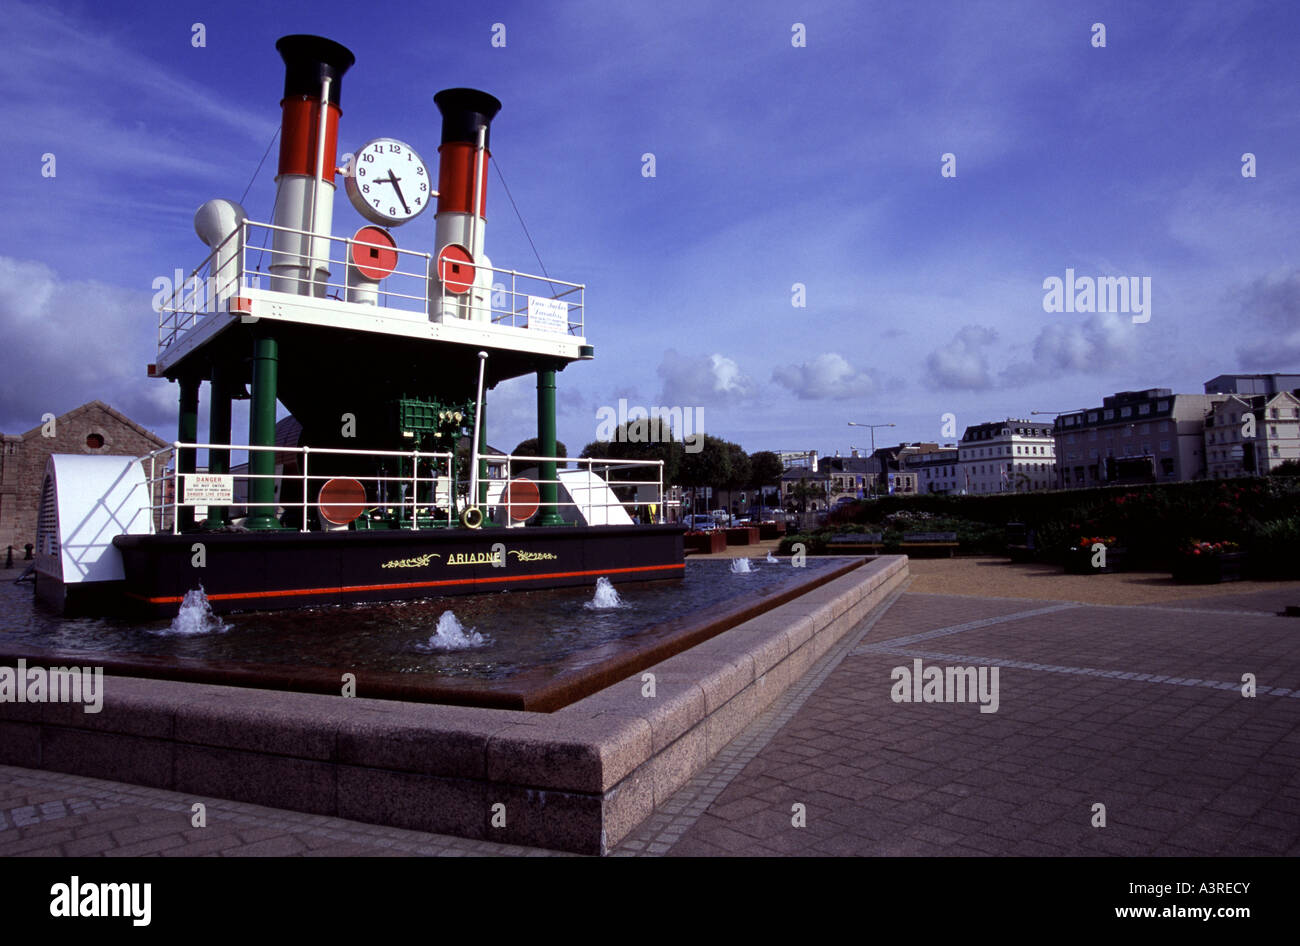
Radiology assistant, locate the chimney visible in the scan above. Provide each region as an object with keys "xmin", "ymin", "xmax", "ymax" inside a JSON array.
[
  {"xmin": 430, "ymin": 88, "xmax": 502, "ymax": 323},
  {"xmin": 268, "ymin": 35, "xmax": 355, "ymax": 297}
]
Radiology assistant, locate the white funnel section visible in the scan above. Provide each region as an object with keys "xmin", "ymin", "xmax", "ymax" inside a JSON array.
[
  {"xmin": 269, "ymin": 175, "xmax": 336, "ymax": 296},
  {"xmin": 194, "ymin": 199, "xmax": 248, "ymax": 307},
  {"xmin": 432, "ymin": 212, "xmax": 493, "ymax": 323}
]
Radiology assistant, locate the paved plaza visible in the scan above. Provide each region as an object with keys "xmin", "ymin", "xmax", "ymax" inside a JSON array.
[{"xmin": 3, "ymin": 558, "xmax": 1299, "ymax": 857}]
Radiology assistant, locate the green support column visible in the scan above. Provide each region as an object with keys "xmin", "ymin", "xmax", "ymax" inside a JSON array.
[
  {"xmin": 535, "ymin": 366, "xmax": 564, "ymax": 526},
  {"xmin": 247, "ymin": 330, "xmax": 280, "ymax": 530},
  {"xmin": 206, "ymin": 364, "xmax": 233, "ymax": 529},
  {"xmin": 477, "ymin": 389, "xmax": 490, "ymax": 508},
  {"xmin": 176, "ymin": 375, "xmax": 200, "ymax": 532}
]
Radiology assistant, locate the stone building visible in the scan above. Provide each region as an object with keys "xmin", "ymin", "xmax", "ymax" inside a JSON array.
[{"xmin": 0, "ymin": 401, "xmax": 169, "ymax": 551}]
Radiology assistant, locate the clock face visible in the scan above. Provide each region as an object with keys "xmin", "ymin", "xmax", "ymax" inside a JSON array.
[{"xmin": 344, "ymin": 138, "xmax": 432, "ymax": 226}]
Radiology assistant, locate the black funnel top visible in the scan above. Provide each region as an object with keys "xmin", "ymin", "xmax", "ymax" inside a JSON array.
[
  {"xmin": 276, "ymin": 35, "xmax": 355, "ymax": 105},
  {"xmin": 434, "ymin": 88, "xmax": 503, "ymax": 148}
]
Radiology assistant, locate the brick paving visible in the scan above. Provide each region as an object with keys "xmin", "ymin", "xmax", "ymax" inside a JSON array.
[{"xmin": 3, "ymin": 561, "xmax": 1299, "ymax": 857}]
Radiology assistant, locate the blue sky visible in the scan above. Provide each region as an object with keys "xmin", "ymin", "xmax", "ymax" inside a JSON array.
[{"xmin": 1, "ymin": 0, "xmax": 1297, "ymax": 458}]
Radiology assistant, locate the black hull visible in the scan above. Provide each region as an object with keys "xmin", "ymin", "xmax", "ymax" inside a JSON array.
[{"xmin": 112, "ymin": 524, "xmax": 685, "ymax": 617}]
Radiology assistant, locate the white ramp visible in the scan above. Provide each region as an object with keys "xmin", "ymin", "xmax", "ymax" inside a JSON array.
[{"xmin": 557, "ymin": 468, "xmax": 634, "ymax": 525}]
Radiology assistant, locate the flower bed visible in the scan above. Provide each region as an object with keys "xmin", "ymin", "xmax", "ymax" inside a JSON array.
[
  {"xmin": 1063, "ymin": 536, "xmax": 1125, "ymax": 574},
  {"xmin": 1171, "ymin": 541, "xmax": 1245, "ymax": 584},
  {"xmin": 759, "ymin": 521, "xmax": 787, "ymax": 540},
  {"xmin": 725, "ymin": 526, "xmax": 760, "ymax": 545}
]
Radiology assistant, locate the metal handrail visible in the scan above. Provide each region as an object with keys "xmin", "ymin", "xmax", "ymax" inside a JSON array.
[
  {"xmin": 136, "ymin": 442, "xmax": 664, "ymax": 534},
  {"xmin": 156, "ymin": 219, "xmax": 586, "ymax": 357}
]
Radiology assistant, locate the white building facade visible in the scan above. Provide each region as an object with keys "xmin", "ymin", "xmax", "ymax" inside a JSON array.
[{"xmin": 957, "ymin": 420, "xmax": 1056, "ymax": 494}]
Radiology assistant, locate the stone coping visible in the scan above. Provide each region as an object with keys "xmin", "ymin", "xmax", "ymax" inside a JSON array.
[{"xmin": 0, "ymin": 555, "xmax": 909, "ymax": 854}]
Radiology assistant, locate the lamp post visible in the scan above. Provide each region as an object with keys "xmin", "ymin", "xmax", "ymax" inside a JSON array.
[{"xmin": 847, "ymin": 421, "xmax": 894, "ymax": 499}]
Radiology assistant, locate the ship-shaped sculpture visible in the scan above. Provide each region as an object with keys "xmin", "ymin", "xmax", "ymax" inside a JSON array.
[{"xmin": 33, "ymin": 35, "xmax": 683, "ymax": 616}]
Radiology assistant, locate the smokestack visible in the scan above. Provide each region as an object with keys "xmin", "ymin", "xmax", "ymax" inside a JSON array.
[
  {"xmin": 430, "ymin": 88, "xmax": 502, "ymax": 323},
  {"xmin": 268, "ymin": 35, "xmax": 355, "ymax": 297}
]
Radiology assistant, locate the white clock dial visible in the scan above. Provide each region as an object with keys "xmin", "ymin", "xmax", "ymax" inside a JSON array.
[{"xmin": 344, "ymin": 138, "xmax": 433, "ymax": 226}]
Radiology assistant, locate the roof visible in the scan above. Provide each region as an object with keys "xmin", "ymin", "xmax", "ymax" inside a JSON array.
[{"xmin": 14, "ymin": 400, "xmax": 169, "ymax": 448}]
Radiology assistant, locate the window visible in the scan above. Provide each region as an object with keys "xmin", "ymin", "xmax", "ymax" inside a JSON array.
[
  {"xmin": 1159, "ymin": 440, "xmax": 1170, "ymax": 452},
  {"xmin": 1139, "ymin": 404, "xmax": 1151, "ymax": 415},
  {"xmin": 1140, "ymin": 423, "xmax": 1150, "ymax": 434},
  {"xmin": 1159, "ymin": 421, "xmax": 1169, "ymax": 432},
  {"xmin": 1089, "ymin": 448, "xmax": 1098, "ymax": 459},
  {"xmin": 1271, "ymin": 409, "xmax": 1280, "ymax": 419},
  {"xmin": 1157, "ymin": 400, "xmax": 1169, "ymax": 411},
  {"xmin": 85, "ymin": 433, "xmax": 105, "ymax": 449},
  {"xmin": 1273, "ymin": 446, "xmax": 1281, "ymax": 456},
  {"xmin": 1120, "ymin": 407, "xmax": 1132, "ymax": 418},
  {"xmin": 1089, "ymin": 431, "xmax": 1097, "ymax": 441},
  {"xmin": 1271, "ymin": 426, "xmax": 1278, "ymax": 438}
]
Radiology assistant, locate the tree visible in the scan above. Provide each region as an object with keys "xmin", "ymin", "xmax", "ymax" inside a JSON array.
[
  {"xmin": 511, "ymin": 437, "xmax": 566, "ymax": 476},
  {"xmin": 512, "ymin": 437, "xmax": 567, "ymax": 459},
  {"xmin": 1269, "ymin": 459, "xmax": 1300, "ymax": 478},
  {"xmin": 678, "ymin": 434, "xmax": 732, "ymax": 512},
  {"xmin": 788, "ymin": 477, "xmax": 821, "ymax": 513},
  {"xmin": 579, "ymin": 418, "xmax": 683, "ymax": 490},
  {"xmin": 749, "ymin": 451, "xmax": 784, "ymax": 515}
]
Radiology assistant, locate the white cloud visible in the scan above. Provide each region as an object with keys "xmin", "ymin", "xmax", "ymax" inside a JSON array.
[
  {"xmin": 657, "ymin": 349, "xmax": 752, "ymax": 405},
  {"xmin": 772, "ymin": 352, "xmax": 876, "ymax": 401},
  {"xmin": 0, "ymin": 256, "xmax": 174, "ymax": 434},
  {"xmin": 927, "ymin": 325, "xmax": 999, "ymax": 391},
  {"xmin": 1234, "ymin": 269, "xmax": 1300, "ymax": 368},
  {"xmin": 1023, "ymin": 312, "xmax": 1136, "ymax": 376}
]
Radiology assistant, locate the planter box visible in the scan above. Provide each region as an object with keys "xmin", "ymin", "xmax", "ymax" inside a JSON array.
[
  {"xmin": 759, "ymin": 521, "xmax": 787, "ymax": 540},
  {"xmin": 683, "ymin": 531, "xmax": 726, "ymax": 554},
  {"xmin": 725, "ymin": 527, "xmax": 760, "ymax": 545},
  {"xmin": 1172, "ymin": 551, "xmax": 1246, "ymax": 584},
  {"xmin": 1064, "ymin": 545, "xmax": 1128, "ymax": 574}
]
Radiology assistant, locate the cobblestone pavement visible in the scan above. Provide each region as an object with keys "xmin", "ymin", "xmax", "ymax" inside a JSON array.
[{"xmin": 4, "ymin": 565, "xmax": 1299, "ymax": 857}]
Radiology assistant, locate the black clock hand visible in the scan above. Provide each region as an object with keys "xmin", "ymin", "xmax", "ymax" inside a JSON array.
[{"xmin": 387, "ymin": 173, "xmax": 410, "ymax": 215}]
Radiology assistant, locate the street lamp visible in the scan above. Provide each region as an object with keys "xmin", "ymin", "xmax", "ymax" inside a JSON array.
[{"xmin": 847, "ymin": 421, "xmax": 895, "ymax": 498}]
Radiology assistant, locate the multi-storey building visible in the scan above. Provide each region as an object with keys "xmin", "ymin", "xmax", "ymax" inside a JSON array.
[
  {"xmin": 1053, "ymin": 389, "xmax": 1223, "ymax": 487},
  {"xmin": 903, "ymin": 447, "xmax": 960, "ymax": 494},
  {"xmin": 1205, "ymin": 392, "xmax": 1300, "ymax": 478},
  {"xmin": 957, "ymin": 420, "xmax": 1055, "ymax": 493},
  {"xmin": 1204, "ymin": 373, "xmax": 1300, "ymax": 397}
]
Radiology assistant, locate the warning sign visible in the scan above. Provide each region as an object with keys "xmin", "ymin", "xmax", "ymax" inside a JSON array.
[{"xmin": 184, "ymin": 473, "xmax": 233, "ymax": 504}]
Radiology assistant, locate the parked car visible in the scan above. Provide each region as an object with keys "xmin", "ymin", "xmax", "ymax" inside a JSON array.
[{"xmin": 689, "ymin": 514, "xmax": 717, "ymax": 531}]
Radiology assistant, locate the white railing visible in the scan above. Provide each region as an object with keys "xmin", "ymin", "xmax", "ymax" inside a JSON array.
[
  {"xmin": 137, "ymin": 442, "xmax": 662, "ymax": 534},
  {"xmin": 155, "ymin": 220, "xmax": 585, "ymax": 357}
]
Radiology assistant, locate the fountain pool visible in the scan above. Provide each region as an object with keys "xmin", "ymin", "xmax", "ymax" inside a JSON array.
[{"xmin": 0, "ymin": 557, "xmax": 851, "ymax": 711}]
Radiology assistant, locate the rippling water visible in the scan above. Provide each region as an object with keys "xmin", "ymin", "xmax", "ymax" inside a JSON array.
[{"xmin": 0, "ymin": 558, "xmax": 834, "ymax": 680}]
